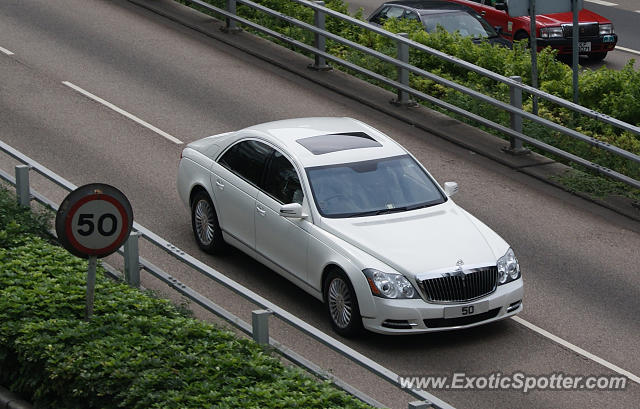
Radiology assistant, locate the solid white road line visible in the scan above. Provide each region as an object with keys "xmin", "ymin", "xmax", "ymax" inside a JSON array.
[
  {"xmin": 0, "ymin": 46, "xmax": 14, "ymax": 55},
  {"xmin": 512, "ymin": 316, "xmax": 640, "ymax": 385},
  {"xmin": 616, "ymin": 46, "xmax": 640, "ymax": 56},
  {"xmin": 62, "ymin": 81, "xmax": 183, "ymax": 145},
  {"xmin": 585, "ymin": 0, "xmax": 618, "ymax": 6}
]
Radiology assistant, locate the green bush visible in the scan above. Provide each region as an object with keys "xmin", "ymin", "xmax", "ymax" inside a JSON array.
[
  {"xmin": 178, "ymin": 0, "xmax": 640, "ymax": 192},
  {"xmin": 0, "ymin": 189, "xmax": 372, "ymax": 409},
  {"xmin": 0, "ymin": 186, "xmax": 51, "ymax": 248}
]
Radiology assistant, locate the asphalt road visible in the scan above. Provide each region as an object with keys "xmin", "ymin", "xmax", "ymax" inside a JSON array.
[{"xmin": 1, "ymin": 1, "xmax": 639, "ymax": 408}]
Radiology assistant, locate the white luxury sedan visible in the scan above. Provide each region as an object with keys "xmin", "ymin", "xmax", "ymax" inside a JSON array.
[{"xmin": 177, "ymin": 117, "xmax": 523, "ymax": 336}]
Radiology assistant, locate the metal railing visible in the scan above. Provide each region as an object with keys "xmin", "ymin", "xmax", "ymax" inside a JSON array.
[
  {"xmin": 0, "ymin": 139, "xmax": 454, "ymax": 409},
  {"xmin": 181, "ymin": 0, "xmax": 640, "ymax": 189}
]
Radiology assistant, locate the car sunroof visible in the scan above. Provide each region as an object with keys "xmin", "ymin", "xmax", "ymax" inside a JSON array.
[{"xmin": 296, "ymin": 132, "xmax": 382, "ymax": 155}]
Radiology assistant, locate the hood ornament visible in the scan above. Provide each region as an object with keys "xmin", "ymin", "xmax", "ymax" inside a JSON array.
[{"xmin": 442, "ymin": 260, "xmax": 466, "ymax": 279}]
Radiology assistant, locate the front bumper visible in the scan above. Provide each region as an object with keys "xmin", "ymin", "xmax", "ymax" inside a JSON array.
[
  {"xmin": 537, "ymin": 34, "xmax": 617, "ymax": 55},
  {"xmin": 362, "ymin": 279, "xmax": 523, "ymax": 334}
]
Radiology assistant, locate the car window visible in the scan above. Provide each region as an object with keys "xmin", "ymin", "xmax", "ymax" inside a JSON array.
[
  {"xmin": 386, "ymin": 6, "xmax": 405, "ymax": 19},
  {"xmin": 404, "ymin": 11, "xmax": 420, "ymax": 21},
  {"xmin": 218, "ymin": 140, "xmax": 274, "ymax": 186},
  {"xmin": 369, "ymin": 6, "xmax": 389, "ymax": 24},
  {"xmin": 424, "ymin": 11, "xmax": 494, "ymax": 37},
  {"xmin": 263, "ymin": 151, "xmax": 304, "ymax": 204},
  {"xmin": 306, "ymin": 155, "xmax": 446, "ymax": 218}
]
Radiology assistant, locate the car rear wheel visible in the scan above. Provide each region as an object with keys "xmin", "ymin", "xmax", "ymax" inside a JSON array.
[
  {"xmin": 191, "ymin": 191, "xmax": 225, "ymax": 254},
  {"xmin": 324, "ymin": 269, "xmax": 363, "ymax": 337}
]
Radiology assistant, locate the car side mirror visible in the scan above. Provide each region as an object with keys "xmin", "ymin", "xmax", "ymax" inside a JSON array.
[
  {"xmin": 494, "ymin": 1, "xmax": 507, "ymax": 12},
  {"xmin": 444, "ymin": 181, "xmax": 459, "ymax": 197},
  {"xmin": 279, "ymin": 203, "xmax": 307, "ymax": 219}
]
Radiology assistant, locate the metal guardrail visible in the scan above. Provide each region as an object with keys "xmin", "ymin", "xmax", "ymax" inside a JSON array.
[
  {"xmin": 0, "ymin": 139, "xmax": 454, "ymax": 409},
  {"xmin": 183, "ymin": 0, "xmax": 640, "ymax": 189}
]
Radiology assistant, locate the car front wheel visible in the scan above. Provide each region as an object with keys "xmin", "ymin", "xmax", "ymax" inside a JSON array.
[
  {"xmin": 191, "ymin": 191, "xmax": 225, "ymax": 254},
  {"xmin": 324, "ymin": 269, "xmax": 363, "ymax": 337}
]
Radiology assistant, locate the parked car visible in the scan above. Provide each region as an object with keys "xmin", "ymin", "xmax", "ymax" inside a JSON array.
[
  {"xmin": 177, "ymin": 117, "xmax": 523, "ymax": 336},
  {"xmin": 368, "ymin": 0, "xmax": 511, "ymax": 47},
  {"xmin": 444, "ymin": 0, "xmax": 617, "ymax": 60}
]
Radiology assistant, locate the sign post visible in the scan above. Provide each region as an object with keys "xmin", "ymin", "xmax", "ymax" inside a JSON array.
[
  {"xmin": 506, "ymin": 0, "xmax": 584, "ymax": 111},
  {"xmin": 55, "ymin": 183, "xmax": 133, "ymax": 320},
  {"xmin": 529, "ymin": 0, "xmax": 538, "ymax": 115},
  {"xmin": 572, "ymin": 0, "xmax": 579, "ymax": 104}
]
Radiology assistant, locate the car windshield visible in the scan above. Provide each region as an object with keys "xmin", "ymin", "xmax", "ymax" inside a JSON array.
[
  {"xmin": 423, "ymin": 11, "xmax": 497, "ymax": 38},
  {"xmin": 306, "ymin": 155, "xmax": 446, "ymax": 218}
]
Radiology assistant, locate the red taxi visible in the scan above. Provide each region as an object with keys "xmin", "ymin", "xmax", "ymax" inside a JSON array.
[{"xmin": 445, "ymin": 0, "xmax": 617, "ymax": 60}]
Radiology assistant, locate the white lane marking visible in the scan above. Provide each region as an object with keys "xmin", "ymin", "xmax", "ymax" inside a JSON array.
[
  {"xmin": 0, "ymin": 46, "xmax": 14, "ymax": 55},
  {"xmin": 62, "ymin": 81, "xmax": 183, "ymax": 145},
  {"xmin": 512, "ymin": 316, "xmax": 640, "ymax": 385},
  {"xmin": 615, "ymin": 46, "xmax": 640, "ymax": 56},
  {"xmin": 585, "ymin": 0, "xmax": 618, "ymax": 5}
]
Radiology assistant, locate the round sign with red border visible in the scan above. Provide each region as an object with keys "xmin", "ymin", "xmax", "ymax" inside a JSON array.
[{"xmin": 56, "ymin": 183, "xmax": 133, "ymax": 259}]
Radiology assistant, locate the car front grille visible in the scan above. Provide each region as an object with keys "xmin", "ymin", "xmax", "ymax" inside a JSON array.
[
  {"xmin": 562, "ymin": 22, "xmax": 599, "ymax": 38},
  {"xmin": 419, "ymin": 267, "xmax": 498, "ymax": 303}
]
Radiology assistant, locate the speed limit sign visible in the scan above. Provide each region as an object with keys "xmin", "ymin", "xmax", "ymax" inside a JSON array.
[
  {"xmin": 56, "ymin": 183, "xmax": 133, "ymax": 259},
  {"xmin": 56, "ymin": 183, "xmax": 133, "ymax": 320}
]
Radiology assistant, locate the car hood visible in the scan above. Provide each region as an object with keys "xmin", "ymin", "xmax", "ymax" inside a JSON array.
[
  {"xmin": 319, "ymin": 200, "xmax": 508, "ymax": 278},
  {"xmin": 530, "ymin": 9, "xmax": 610, "ymax": 26}
]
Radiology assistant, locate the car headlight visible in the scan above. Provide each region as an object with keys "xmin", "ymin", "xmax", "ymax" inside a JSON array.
[
  {"xmin": 497, "ymin": 248, "xmax": 521, "ymax": 285},
  {"xmin": 363, "ymin": 269, "xmax": 419, "ymax": 299},
  {"xmin": 540, "ymin": 26, "xmax": 563, "ymax": 39},
  {"xmin": 599, "ymin": 23, "xmax": 614, "ymax": 35}
]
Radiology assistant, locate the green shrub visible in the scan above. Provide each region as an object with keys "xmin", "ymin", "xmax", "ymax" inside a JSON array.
[
  {"xmin": 177, "ymin": 0, "xmax": 640, "ymax": 193},
  {"xmin": 0, "ymin": 185, "xmax": 51, "ymax": 247},
  {"xmin": 0, "ymin": 191, "xmax": 372, "ymax": 409}
]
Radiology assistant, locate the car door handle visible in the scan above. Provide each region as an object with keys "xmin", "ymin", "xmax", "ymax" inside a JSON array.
[
  {"xmin": 256, "ymin": 206, "xmax": 266, "ymax": 216},
  {"xmin": 481, "ymin": 11, "xmax": 486, "ymax": 16},
  {"xmin": 215, "ymin": 180, "xmax": 224, "ymax": 190}
]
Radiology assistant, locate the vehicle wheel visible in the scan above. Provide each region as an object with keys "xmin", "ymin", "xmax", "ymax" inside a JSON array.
[
  {"xmin": 588, "ymin": 52, "xmax": 607, "ymax": 62},
  {"xmin": 514, "ymin": 31, "xmax": 529, "ymax": 47},
  {"xmin": 191, "ymin": 191, "xmax": 225, "ymax": 254},
  {"xmin": 324, "ymin": 269, "xmax": 363, "ymax": 337}
]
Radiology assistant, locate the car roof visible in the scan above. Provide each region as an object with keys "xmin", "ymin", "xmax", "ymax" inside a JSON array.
[
  {"xmin": 237, "ymin": 117, "xmax": 408, "ymax": 168},
  {"xmin": 379, "ymin": 0, "xmax": 475, "ymax": 15}
]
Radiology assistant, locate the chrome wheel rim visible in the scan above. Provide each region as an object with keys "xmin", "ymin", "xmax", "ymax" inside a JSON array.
[
  {"xmin": 328, "ymin": 278, "xmax": 352, "ymax": 329},
  {"xmin": 194, "ymin": 199, "xmax": 215, "ymax": 246}
]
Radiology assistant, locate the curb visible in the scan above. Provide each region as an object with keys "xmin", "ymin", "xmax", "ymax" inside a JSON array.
[
  {"xmin": 128, "ymin": 0, "xmax": 639, "ymax": 222},
  {"xmin": 0, "ymin": 386, "xmax": 32, "ymax": 409}
]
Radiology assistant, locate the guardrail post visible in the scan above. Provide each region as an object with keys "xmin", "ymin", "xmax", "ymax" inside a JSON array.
[
  {"xmin": 408, "ymin": 402, "xmax": 432, "ymax": 409},
  {"xmin": 222, "ymin": 0, "xmax": 241, "ymax": 33},
  {"xmin": 124, "ymin": 231, "xmax": 141, "ymax": 288},
  {"xmin": 392, "ymin": 33, "xmax": 415, "ymax": 107},
  {"xmin": 252, "ymin": 309, "xmax": 272, "ymax": 345},
  {"xmin": 308, "ymin": 1, "xmax": 331, "ymax": 71},
  {"xmin": 505, "ymin": 76, "xmax": 529, "ymax": 155},
  {"xmin": 15, "ymin": 165, "xmax": 31, "ymax": 207}
]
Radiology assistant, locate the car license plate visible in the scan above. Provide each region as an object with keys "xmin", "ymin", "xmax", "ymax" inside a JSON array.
[
  {"xmin": 579, "ymin": 41, "xmax": 591, "ymax": 52},
  {"xmin": 444, "ymin": 301, "xmax": 489, "ymax": 319}
]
